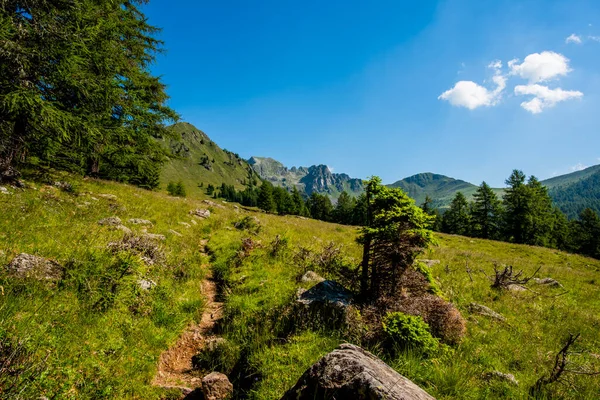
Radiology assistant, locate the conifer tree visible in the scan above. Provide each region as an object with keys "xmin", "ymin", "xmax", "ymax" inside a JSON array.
[
  {"xmin": 471, "ymin": 182, "xmax": 503, "ymax": 239},
  {"xmin": 0, "ymin": 0, "xmax": 178, "ymax": 186},
  {"xmin": 357, "ymin": 177, "xmax": 434, "ymax": 299},
  {"xmin": 257, "ymin": 181, "xmax": 276, "ymax": 213},
  {"xmin": 333, "ymin": 191, "xmax": 355, "ymax": 224},
  {"xmin": 442, "ymin": 192, "xmax": 471, "ymax": 235}
]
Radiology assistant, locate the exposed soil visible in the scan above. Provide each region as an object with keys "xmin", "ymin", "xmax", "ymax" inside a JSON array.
[{"xmin": 153, "ymin": 268, "xmax": 224, "ymax": 393}]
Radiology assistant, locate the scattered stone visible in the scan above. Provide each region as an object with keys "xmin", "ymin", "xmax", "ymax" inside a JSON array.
[
  {"xmin": 143, "ymin": 233, "xmax": 166, "ymax": 242},
  {"xmin": 233, "ymin": 205, "xmax": 239, "ymax": 210},
  {"xmin": 301, "ymin": 271, "xmax": 325, "ymax": 283},
  {"xmin": 169, "ymin": 229, "xmax": 183, "ymax": 237},
  {"xmin": 98, "ymin": 216, "xmax": 122, "ymax": 226},
  {"xmin": 202, "ymin": 372, "xmax": 233, "ymax": 400},
  {"xmin": 178, "ymin": 222, "xmax": 191, "ymax": 228},
  {"xmin": 90, "ymin": 196, "xmax": 99, "ymax": 201},
  {"xmin": 468, "ymin": 303, "xmax": 506, "ymax": 322},
  {"xmin": 190, "ymin": 219, "xmax": 198, "ymax": 225},
  {"xmin": 190, "ymin": 209, "xmax": 211, "ymax": 219},
  {"xmin": 296, "ymin": 280, "xmax": 354, "ymax": 329},
  {"xmin": 281, "ymin": 343, "xmax": 435, "ymax": 400},
  {"xmin": 6, "ymin": 253, "xmax": 63, "ymax": 281},
  {"xmin": 483, "ymin": 371, "xmax": 519, "ymax": 386},
  {"xmin": 97, "ymin": 193, "xmax": 118, "ymax": 200},
  {"xmin": 114, "ymin": 224, "xmax": 132, "ymax": 234},
  {"xmin": 128, "ymin": 218, "xmax": 153, "ymax": 225},
  {"xmin": 0, "ymin": 186, "xmax": 11, "ymax": 195},
  {"xmin": 202, "ymin": 199, "xmax": 225, "ymax": 209},
  {"xmin": 53, "ymin": 181, "xmax": 73, "ymax": 192},
  {"xmin": 108, "ymin": 233, "xmax": 165, "ymax": 265},
  {"xmin": 138, "ymin": 278, "xmax": 157, "ymax": 290},
  {"xmin": 507, "ymin": 284, "xmax": 527, "ymax": 292},
  {"xmin": 533, "ymin": 277, "xmax": 563, "ymax": 288},
  {"xmin": 418, "ymin": 259, "xmax": 441, "ymax": 267}
]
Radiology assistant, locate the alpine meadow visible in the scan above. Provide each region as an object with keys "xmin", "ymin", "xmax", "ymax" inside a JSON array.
[{"xmin": 1, "ymin": 1, "xmax": 599, "ymax": 400}]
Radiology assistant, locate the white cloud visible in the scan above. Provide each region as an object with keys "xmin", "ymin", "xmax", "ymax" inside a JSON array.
[
  {"xmin": 514, "ymin": 84, "xmax": 583, "ymax": 114},
  {"xmin": 589, "ymin": 35, "xmax": 600, "ymax": 42},
  {"xmin": 565, "ymin": 34, "xmax": 582, "ymax": 44},
  {"xmin": 509, "ymin": 51, "xmax": 571, "ymax": 83},
  {"xmin": 438, "ymin": 60, "xmax": 506, "ymax": 110},
  {"xmin": 570, "ymin": 163, "xmax": 588, "ymax": 172}
]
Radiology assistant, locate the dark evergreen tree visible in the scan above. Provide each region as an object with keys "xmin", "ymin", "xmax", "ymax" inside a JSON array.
[
  {"xmin": 0, "ymin": 0, "xmax": 178, "ymax": 187},
  {"xmin": 442, "ymin": 192, "xmax": 471, "ymax": 235},
  {"xmin": 471, "ymin": 181, "xmax": 503, "ymax": 239},
  {"xmin": 307, "ymin": 193, "xmax": 333, "ymax": 221},
  {"xmin": 333, "ymin": 191, "xmax": 355, "ymax": 224},
  {"xmin": 573, "ymin": 208, "xmax": 600, "ymax": 259},
  {"xmin": 257, "ymin": 181, "xmax": 276, "ymax": 213},
  {"xmin": 503, "ymin": 170, "xmax": 528, "ymax": 243}
]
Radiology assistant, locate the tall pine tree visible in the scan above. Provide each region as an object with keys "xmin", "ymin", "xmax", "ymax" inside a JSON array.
[{"xmin": 471, "ymin": 181, "xmax": 503, "ymax": 239}]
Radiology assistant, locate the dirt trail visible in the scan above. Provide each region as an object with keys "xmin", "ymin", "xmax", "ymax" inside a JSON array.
[{"xmin": 153, "ymin": 270, "xmax": 223, "ymax": 392}]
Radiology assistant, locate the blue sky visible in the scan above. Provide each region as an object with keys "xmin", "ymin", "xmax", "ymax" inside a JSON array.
[{"xmin": 143, "ymin": 0, "xmax": 600, "ymax": 187}]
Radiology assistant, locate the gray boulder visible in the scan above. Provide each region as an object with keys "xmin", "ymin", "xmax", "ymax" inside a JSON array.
[
  {"xmin": 295, "ymin": 280, "xmax": 354, "ymax": 330},
  {"xmin": 190, "ymin": 209, "xmax": 211, "ymax": 219},
  {"xmin": 281, "ymin": 343, "xmax": 435, "ymax": 400},
  {"xmin": 202, "ymin": 372, "xmax": 233, "ymax": 400},
  {"xmin": 6, "ymin": 253, "xmax": 63, "ymax": 281}
]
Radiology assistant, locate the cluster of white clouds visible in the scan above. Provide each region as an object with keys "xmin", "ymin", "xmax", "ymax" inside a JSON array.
[
  {"xmin": 565, "ymin": 33, "xmax": 600, "ymax": 44},
  {"xmin": 438, "ymin": 50, "xmax": 583, "ymax": 114}
]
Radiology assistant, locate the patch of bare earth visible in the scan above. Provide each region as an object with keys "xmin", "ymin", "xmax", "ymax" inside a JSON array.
[{"xmin": 153, "ymin": 271, "xmax": 223, "ymax": 393}]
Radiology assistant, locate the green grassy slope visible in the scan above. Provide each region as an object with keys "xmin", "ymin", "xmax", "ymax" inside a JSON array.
[
  {"xmin": 160, "ymin": 122, "xmax": 260, "ymax": 197},
  {"xmin": 1, "ymin": 174, "xmax": 599, "ymax": 399}
]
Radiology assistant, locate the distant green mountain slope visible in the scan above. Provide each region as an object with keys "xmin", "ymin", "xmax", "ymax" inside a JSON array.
[
  {"xmin": 248, "ymin": 156, "xmax": 364, "ymax": 200},
  {"xmin": 388, "ymin": 173, "xmax": 501, "ymax": 209},
  {"xmin": 544, "ymin": 165, "xmax": 600, "ymax": 218},
  {"xmin": 160, "ymin": 122, "xmax": 259, "ymax": 196}
]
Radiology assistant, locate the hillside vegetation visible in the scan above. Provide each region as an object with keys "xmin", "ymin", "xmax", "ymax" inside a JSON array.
[
  {"xmin": 1, "ymin": 174, "xmax": 599, "ymax": 399},
  {"xmin": 161, "ymin": 123, "xmax": 260, "ymax": 197}
]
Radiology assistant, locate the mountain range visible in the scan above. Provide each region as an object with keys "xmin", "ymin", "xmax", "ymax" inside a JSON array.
[{"xmin": 163, "ymin": 122, "xmax": 600, "ymax": 218}]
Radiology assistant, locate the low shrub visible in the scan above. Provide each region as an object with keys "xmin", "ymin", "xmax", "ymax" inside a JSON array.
[{"xmin": 382, "ymin": 312, "xmax": 439, "ymax": 355}]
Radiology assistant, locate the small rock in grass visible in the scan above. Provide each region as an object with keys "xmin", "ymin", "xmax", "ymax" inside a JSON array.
[
  {"xmin": 468, "ymin": 303, "xmax": 506, "ymax": 322},
  {"xmin": 202, "ymin": 372, "xmax": 233, "ymax": 400},
  {"xmin": 6, "ymin": 253, "xmax": 63, "ymax": 281},
  {"xmin": 114, "ymin": 224, "xmax": 132, "ymax": 234},
  {"xmin": 178, "ymin": 222, "xmax": 191, "ymax": 228},
  {"xmin": 143, "ymin": 233, "xmax": 166, "ymax": 242},
  {"xmin": 533, "ymin": 277, "xmax": 563, "ymax": 288},
  {"xmin": 203, "ymin": 199, "xmax": 225, "ymax": 209},
  {"xmin": 483, "ymin": 371, "xmax": 519, "ymax": 386},
  {"xmin": 190, "ymin": 209, "xmax": 211, "ymax": 219},
  {"xmin": 301, "ymin": 271, "xmax": 325, "ymax": 283},
  {"xmin": 128, "ymin": 218, "xmax": 153, "ymax": 225},
  {"xmin": 0, "ymin": 186, "xmax": 11, "ymax": 195},
  {"xmin": 97, "ymin": 193, "xmax": 118, "ymax": 200},
  {"xmin": 169, "ymin": 229, "xmax": 183, "ymax": 237},
  {"xmin": 98, "ymin": 216, "xmax": 122, "ymax": 226},
  {"xmin": 138, "ymin": 278, "xmax": 157, "ymax": 290},
  {"xmin": 190, "ymin": 219, "xmax": 198, "ymax": 225},
  {"xmin": 507, "ymin": 284, "xmax": 527, "ymax": 292}
]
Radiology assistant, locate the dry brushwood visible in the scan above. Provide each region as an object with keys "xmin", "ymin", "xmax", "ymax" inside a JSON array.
[
  {"xmin": 491, "ymin": 264, "xmax": 540, "ymax": 290},
  {"xmin": 530, "ymin": 333, "xmax": 600, "ymax": 396}
]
